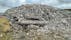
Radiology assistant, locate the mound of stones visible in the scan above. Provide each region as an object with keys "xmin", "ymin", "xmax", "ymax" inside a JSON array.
[{"xmin": 4, "ymin": 4, "xmax": 71, "ymax": 40}]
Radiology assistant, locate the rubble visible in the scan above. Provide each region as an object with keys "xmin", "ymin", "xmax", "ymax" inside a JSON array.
[{"xmin": 3, "ymin": 4, "xmax": 71, "ymax": 40}]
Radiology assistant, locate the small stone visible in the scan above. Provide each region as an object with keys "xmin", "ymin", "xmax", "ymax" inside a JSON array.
[{"xmin": 28, "ymin": 25, "xmax": 39, "ymax": 30}]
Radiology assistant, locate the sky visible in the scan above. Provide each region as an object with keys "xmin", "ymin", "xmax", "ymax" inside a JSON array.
[{"xmin": 0, "ymin": 0, "xmax": 71, "ymax": 13}]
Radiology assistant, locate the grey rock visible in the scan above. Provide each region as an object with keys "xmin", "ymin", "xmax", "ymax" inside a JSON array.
[{"xmin": 4, "ymin": 4, "xmax": 71, "ymax": 40}]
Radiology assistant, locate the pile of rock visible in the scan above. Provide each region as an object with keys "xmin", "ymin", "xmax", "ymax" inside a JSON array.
[{"xmin": 4, "ymin": 4, "xmax": 71, "ymax": 40}]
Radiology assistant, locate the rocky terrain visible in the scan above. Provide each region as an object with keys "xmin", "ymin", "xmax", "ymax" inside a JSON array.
[{"xmin": 1, "ymin": 4, "xmax": 71, "ymax": 40}]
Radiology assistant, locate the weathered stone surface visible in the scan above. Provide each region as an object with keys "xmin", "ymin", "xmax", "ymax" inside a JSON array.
[{"xmin": 4, "ymin": 4, "xmax": 71, "ymax": 40}]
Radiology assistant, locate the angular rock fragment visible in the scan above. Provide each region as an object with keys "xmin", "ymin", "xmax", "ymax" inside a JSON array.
[{"xmin": 18, "ymin": 20, "xmax": 48, "ymax": 25}]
